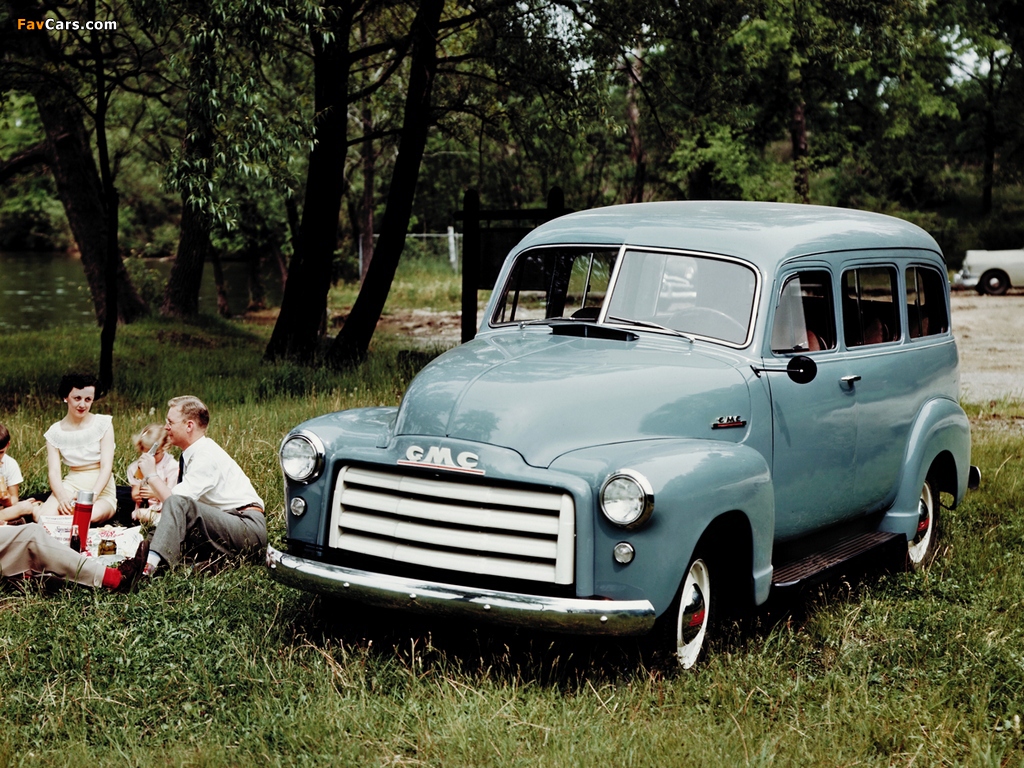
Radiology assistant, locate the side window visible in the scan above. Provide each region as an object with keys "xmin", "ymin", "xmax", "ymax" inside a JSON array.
[
  {"xmin": 842, "ymin": 266, "xmax": 900, "ymax": 347},
  {"xmin": 906, "ymin": 266, "xmax": 949, "ymax": 339},
  {"xmin": 771, "ymin": 270, "xmax": 836, "ymax": 353}
]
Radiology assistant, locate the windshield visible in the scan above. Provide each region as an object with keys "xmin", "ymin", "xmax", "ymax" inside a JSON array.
[
  {"xmin": 491, "ymin": 246, "xmax": 758, "ymax": 345},
  {"xmin": 491, "ymin": 247, "xmax": 618, "ymax": 323}
]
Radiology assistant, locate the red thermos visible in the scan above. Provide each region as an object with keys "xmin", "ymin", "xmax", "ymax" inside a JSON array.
[{"xmin": 70, "ymin": 490, "xmax": 93, "ymax": 553}]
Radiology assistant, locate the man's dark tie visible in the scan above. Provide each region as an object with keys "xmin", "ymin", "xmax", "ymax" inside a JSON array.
[{"xmin": 177, "ymin": 455, "xmax": 185, "ymax": 483}]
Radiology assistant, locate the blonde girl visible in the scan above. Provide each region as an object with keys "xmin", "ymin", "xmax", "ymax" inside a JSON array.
[{"xmin": 126, "ymin": 423, "xmax": 178, "ymax": 523}]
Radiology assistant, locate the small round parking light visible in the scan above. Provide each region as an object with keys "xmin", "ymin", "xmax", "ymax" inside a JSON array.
[
  {"xmin": 613, "ymin": 542, "xmax": 636, "ymax": 564},
  {"xmin": 600, "ymin": 469, "xmax": 654, "ymax": 528},
  {"xmin": 280, "ymin": 431, "xmax": 325, "ymax": 483},
  {"xmin": 289, "ymin": 497, "xmax": 307, "ymax": 517}
]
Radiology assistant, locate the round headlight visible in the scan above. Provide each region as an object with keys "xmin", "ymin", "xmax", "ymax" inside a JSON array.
[
  {"xmin": 280, "ymin": 432, "xmax": 324, "ymax": 483},
  {"xmin": 600, "ymin": 470, "xmax": 654, "ymax": 528}
]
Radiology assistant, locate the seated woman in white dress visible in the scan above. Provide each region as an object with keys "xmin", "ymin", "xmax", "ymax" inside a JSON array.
[{"xmin": 34, "ymin": 373, "xmax": 117, "ymax": 524}]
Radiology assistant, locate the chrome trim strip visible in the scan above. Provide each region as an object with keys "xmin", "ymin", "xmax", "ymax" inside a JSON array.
[{"xmin": 266, "ymin": 545, "xmax": 656, "ymax": 636}]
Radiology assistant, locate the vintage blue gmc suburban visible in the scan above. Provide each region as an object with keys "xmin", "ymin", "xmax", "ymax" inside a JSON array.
[{"xmin": 268, "ymin": 201, "xmax": 979, "ymax": 668}]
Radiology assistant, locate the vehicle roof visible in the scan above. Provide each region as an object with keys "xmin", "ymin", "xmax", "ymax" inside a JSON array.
[{"xmin": 514, "ymin": 201, "xmax": 943, "ymax": 268}]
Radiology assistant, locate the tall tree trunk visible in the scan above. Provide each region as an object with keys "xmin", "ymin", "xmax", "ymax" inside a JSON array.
[
  {"xmin": 163, "ymin": 203, "xmax": 209, "ymax": 315},
  {"xmin": 790, "ymin": 99, "xmax": 810, "ymax": 204},
  {"xmin": 163, "ymin": 13, "xmax": 217, "ymax": 317},
  {"xmin": 265, "ymin": 1, "xmax": 355, "ymax": 362},
  {"xmin": 625, "ymin": 49, "xmax": 645, "ymax": 204},
  {"xmin": 359, "ymin": 14, "xmax": 375, "ymax": 283},
  {"xmin": 247, "ymin": 254, "xmax": 266, "ymax": 311},
  {"xmin": 688, "ymin": 132, "xmax": 714, "ymax": 200},
  {"xmin": 280, "ymin": 196, "xmax": 300, "ymax": 289},
  {"xmin": 7, "ymin": 0, "xmax": 145, "ymax": 326},
  {"xmin": 23, "ymin": 72, "xmax": 146, "ymax": 327},
  {"xmin": 329, "ymin": 0, "xmax": 444, "ymax": 365},
  {"xmin": 981, "ymin": 56, "xmax": 997, "ymax": 216},
  {"xmin": 89, "ymin": 0, "xmax": 120, "ymax": 392},
  {"xmin": 360, "ymin": 99, "xmax": 376, "ymax": 283},
  {"xmin": 210, "ymin": 250, "xmax": 230, "ymax": 316},
  {"xmin": 982, "ymin": 111, "xmax": 995, "ymax": 215}
]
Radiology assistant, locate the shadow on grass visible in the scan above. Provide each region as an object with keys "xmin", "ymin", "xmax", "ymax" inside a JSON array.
[{"xmin": 278, "ymin": 544, "xmax": 910, "ymax": 688}]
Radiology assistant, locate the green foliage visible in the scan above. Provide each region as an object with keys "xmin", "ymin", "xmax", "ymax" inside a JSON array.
[
  {"xmin": 122, "ymin": 257, "xmax": 169, "ymax": 310},
  {"xmin": 0, "ymin": 182, "xmax": 71, "ymax": 252},
  {"xmin": 0, "ymin": 94, "xmax": 71, "ymax": 251},
  {"xmin": 160, "ymin": 0, "xmax": 316, "ymax": 233},
  {"xmin": 2, "ymin": 0, "xmax": 1024, "ymax": 332},
  {"xmin": 668, "ymin": 127, "xmax": 800, "ymax": 203}
]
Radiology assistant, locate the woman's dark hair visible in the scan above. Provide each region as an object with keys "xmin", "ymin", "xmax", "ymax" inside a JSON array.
[{"xmin": 58, "ymin": 373, "xmax": 100, "ymax": 399}]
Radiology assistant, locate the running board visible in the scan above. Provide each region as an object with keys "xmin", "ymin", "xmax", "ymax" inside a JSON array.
[{"xmin": 771, "ymin": 531, "xmax": 905, "ymax": 588}]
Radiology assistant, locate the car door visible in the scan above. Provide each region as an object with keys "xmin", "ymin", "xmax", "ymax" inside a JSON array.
[
  {"xmin": 841, "ymin": 259, "xmax": 956, "ymax": 515},
  {"xmin": 836, "ymin": 263, "xmax": 906, "ymax": 514},
  {"xmin": 764, "ymin": 267, "xmax": 858, "ymax": 540}
]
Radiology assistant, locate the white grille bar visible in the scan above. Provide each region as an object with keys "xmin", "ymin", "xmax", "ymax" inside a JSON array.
[
  {"xmin": 333, "ymin": 534, "xmax": 557, "ymax": 583},
  {"xmin": 342, "ymin": 466, "xmax": 567, "ymax": 510},
  {"xmin": 339, "ymin": 487, "xmax": 562, "ymax": 535},
  {"xmin": 339, "ymin": 510, "xmax": 558, "ymax": 559}
]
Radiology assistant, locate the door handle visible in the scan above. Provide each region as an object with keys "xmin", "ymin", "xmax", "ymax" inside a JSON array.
[{"xmin": 841, "ymin": 374, "xmax": 861, "ymax": 386}]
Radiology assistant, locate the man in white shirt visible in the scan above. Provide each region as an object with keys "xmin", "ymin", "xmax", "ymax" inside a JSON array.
[{"xmin": 136, "ymin": 395, "xmax": 266, "ymax": 576}]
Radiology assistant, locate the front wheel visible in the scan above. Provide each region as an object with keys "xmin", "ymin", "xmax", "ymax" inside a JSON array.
[
  {"xmin": 978, "ymin": 269, "xmax": 1010, "ymax": 296},
  {"xmin": 908, "ymin": 476, "xmax": 941, "ymax": 567},
  {"xmin": 657, "ymin": 556, "xmax": 714, "ymax": 669}
]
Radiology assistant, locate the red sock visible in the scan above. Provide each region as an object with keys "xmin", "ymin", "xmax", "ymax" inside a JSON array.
[{"xmin": 102, "ymin": 568, "xmax": 122, "ymax": 590}]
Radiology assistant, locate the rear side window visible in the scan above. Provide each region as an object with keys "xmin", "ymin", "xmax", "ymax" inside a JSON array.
[
  {"xmin": 771, "ymin": 270, "xmax": 836, "ymax": 353},
  {"xmin": 906, "ymin": 266, "xmax": 949, "ymax": 338},
  {"xmin": 842, "ymin": 267, "xmax": 900, "ymax": 347}
]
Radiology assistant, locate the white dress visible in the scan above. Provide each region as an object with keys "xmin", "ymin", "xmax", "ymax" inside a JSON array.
[
  {"xmin": 43, "ymin": 414, "xmax": 116, "ymax": 505},
  {"xmin": 44, "ymin": 414, "xmax": 113, "ymax": 466}
]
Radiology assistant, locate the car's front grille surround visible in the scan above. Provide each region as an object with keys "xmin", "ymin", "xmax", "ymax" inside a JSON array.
[{"xmin": 328, "ymin": 465, "xmax": 576, "ymax": 584}]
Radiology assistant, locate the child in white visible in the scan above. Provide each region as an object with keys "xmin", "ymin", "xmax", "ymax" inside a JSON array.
[
  {"xmin": 126, "ymin": 424, "xmax": 178, "ymax": 524},
  {"xmin": 0, "ymin": 423, "xmax": 24, "ymax": 508}
]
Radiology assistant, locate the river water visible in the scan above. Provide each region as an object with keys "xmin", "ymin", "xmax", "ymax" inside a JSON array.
[{"xmin": 0, "ymin": 251, "xmax": 282, "ymax": 330}]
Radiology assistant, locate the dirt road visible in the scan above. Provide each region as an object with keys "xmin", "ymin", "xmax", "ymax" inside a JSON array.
[{"xmin": 952, "ymin": 291, "xmax": 1024, "ymax": 402}]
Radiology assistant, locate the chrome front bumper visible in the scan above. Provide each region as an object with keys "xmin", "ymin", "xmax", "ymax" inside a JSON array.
[{"xmin": 266, "ymin": 545, "xmax": 657, "ymax": 636}]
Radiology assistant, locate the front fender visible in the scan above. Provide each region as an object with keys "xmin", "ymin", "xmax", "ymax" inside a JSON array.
[
  {"xmin": 283, "ymin": 407, "xmax": 398, "ymax": 545},
  {"xmin": 550, "ymin": 438, "xmax": 774, "ymax": 617},
  {"xmin": 880, "ymin": 397, "xmax": 971, "ymax": 540}
]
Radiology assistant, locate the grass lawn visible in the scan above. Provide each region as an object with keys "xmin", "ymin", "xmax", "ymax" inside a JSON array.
[{"xmin": 0, "ymin": 282, "xmax": 1022, "ymax": 765}]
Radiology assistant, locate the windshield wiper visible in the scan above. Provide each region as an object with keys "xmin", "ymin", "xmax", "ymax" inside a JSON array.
[
  {"xmin": 516, "ymin": 316, "xmax": 591, "ymax": 329},
  {"xmin": 606, "ymin": 315, "xmax": 695, "ymax": 342}
]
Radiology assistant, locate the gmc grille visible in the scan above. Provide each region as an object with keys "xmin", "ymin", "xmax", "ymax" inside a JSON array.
[{"xmin": 328, "ymin": 465, "xmax": 575, "ymax": 584}]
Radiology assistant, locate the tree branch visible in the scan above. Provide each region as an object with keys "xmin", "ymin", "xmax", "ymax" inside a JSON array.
[{"xmin": 0, "ymin": 141, "xmax": 52, "ymax": 184}]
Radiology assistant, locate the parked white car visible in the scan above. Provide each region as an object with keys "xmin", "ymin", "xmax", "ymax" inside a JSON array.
[{"xmin": 954, "ymin": 248, "xmax": 1024, "ymax": 294}]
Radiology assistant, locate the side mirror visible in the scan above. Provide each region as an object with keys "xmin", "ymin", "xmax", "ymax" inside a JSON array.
[
  {"xmin": 786, "ymin": 355, "xmax": 817, "ymax": 384},
  {"xmin": 751, "ymin": 355, "xmax": 818, "ymax": 383}
]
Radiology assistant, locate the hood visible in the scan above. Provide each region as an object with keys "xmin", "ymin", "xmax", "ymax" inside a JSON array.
[{"xmin": 394, "ymin": 330, "xmax": 752, "ymax": 467}]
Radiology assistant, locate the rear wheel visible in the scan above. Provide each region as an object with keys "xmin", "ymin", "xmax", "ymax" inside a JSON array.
[
  {"xmin": 978, "ymin": 269, "xmax": 1010, "ymax": 296},
  {"xmin": 908, "ymin": 476, "xmax": 941, "ymax": 567}
]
